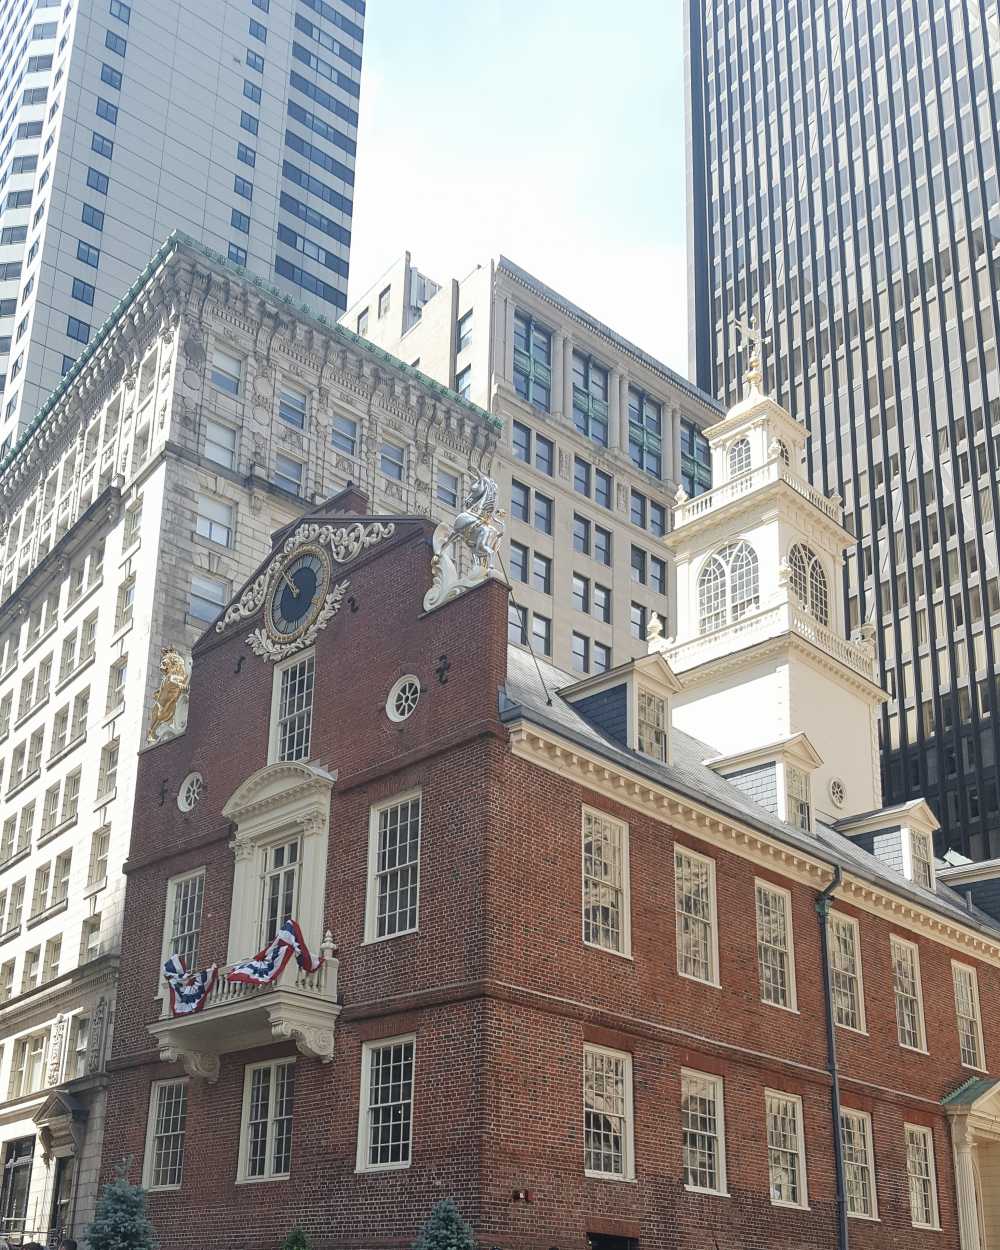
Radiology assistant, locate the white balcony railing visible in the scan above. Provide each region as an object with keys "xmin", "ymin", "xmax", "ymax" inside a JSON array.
[
  {"xmin": 674, "ymin": 458, "xmax": 842, "ymax": 528},
  {"xmin": 148, "ymin": 929, "xmax": 341, "ymax": 1082},
  {"xmin": 668, "ymin": 602, "xmax": 879, "ymax": 685}
]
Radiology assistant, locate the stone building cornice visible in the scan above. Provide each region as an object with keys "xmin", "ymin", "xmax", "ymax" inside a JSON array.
[
  {"xmin": 0, "ymin": 232, "xmax": 501, "ymax": 511},
  {"xmin": 508, "ymin": 721, "xmax": 1000, "ymax": 966}
]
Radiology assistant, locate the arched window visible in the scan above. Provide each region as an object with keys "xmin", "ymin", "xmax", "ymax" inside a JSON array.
[
  {"xmin": 788, "ymin": 543, "xmax": 829, "ymax": 625},
  {"xmin": 697, "ymin": 541, "xmax": 760, "ymax": 633},
  {"xmin": 728, "ymin": 437, "xmax": 751, "ymax": 477},
  {"xmin": 776, "ymin": 440, "xmax": 790, "ymax": 465}
]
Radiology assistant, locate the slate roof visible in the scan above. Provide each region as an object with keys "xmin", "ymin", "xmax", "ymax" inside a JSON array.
[{"xmin": 500, "ymin": 645, "xmax": 1000, "ymax": 944}]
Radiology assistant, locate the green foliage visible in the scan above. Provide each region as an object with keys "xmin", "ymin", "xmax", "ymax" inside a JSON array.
[
  {"xmin": 85, "ymin": 1160, "xmax": 156, "ymax": 1250},
  {"xmin": 413, "ymin": 1199, "xmax": 475, "ymax": 1250},
  {"xmin": 280, "ymin": 1230, "xmax": 311, "ymax": 1250}
]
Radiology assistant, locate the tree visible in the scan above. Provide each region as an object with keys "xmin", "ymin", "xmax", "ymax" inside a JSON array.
[
  {"xmin": 85, "ymin": 1161, "xmax": 156, "ymax": 1250},
  {"xmin": 280, "ymin": 1231, "xmax": 311, "ymax": 1250},
  {"xmin": 413, "ymin": 1199, "xmax": 475, "ymax": 1250}
]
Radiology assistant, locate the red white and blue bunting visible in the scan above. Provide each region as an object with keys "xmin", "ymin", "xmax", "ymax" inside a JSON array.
[
  {"xmin": 226, "ymin": 919, "xmax": 322, "ymax": 987},
  {"xmin": 163, "ymin": 954, "xmax": 219, "ymax": 1017}
]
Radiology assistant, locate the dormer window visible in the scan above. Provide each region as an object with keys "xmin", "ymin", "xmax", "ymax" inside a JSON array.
[
  {"xmin": 908, "ymin": 829, "xmax": 934, "ymax": 890},
  {"xmin": 785, "ymin": 766, "xmax": 812, "ymax": 833},
  {"xmin": 637, "ymin": 687, "xmax": 668, "ymax": 763},
  {"xmin": 728, "ymin": 437, "xmax": 751, "ymax": 477}
]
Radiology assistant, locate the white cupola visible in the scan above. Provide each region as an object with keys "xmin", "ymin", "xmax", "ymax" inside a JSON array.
[{"xmin": 660, "ymin": 327, "xmax": 888, "ymax": 822}]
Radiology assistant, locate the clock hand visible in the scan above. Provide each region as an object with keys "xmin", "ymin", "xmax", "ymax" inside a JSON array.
[{"xmin": 280, "ymin": 570, "xmax": 300, "ymax": 598}]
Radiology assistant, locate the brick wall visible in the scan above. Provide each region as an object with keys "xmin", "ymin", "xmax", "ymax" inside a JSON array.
[{"xmin": 103, "ymin": 510, "xmax": 988, "ymax": 1249}]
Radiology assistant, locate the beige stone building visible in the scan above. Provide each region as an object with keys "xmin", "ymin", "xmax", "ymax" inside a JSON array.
[
  {"xmin": 0, "ymin": 231, "xmax": 497, "ymax": 1242},
  {"xmin": 342, "ymin": 254, "xmax": 722, "ymax": 674}
]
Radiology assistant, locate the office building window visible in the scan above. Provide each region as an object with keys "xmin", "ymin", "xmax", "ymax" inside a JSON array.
[
  {"xmin": 512, "ymin": 311, "xmax": 551, "ymax": 411},
  {"xmin": 681, "ymin": 418, "xmax": 711, "ymax": 496},
  {"xmin": 456, "ymin": 310, "xmax": 472, "ymax": 351},
  {"xmin": 82, "ymin": 203, "xmax": 105, "ymax": 229},
  {"xmin": 195, "ymin": 496, "xmax": 233, "ymax": 547},
  {"xmin": 240, "ymin": 111, "xmax": 259, "ymax": 136},
  {"xmin": 109, "ymin": 0, "xmax": 131, "ymax": 22},
  {"xmin": 228, "ymin": 244, "xmax": 248, "ymax": 266},
  {"xmin": 594, "ymin": 526, "xmax": 612, "ymax": 565},
  {"xmin": 77, "ymin": 240, "xmax": 100, "ymax": 267},
  {"xmin": 507, "ymin": 602, "xmax": 527, "ymax": 645},
  {"xmin": 531, "ymin": 613, "xmax": 551, "ymax": 656},
  {"xmin": 356, "ymin": 308, "xmax": 368, "ymax": 336},
  {"xmin": 72, "ymin": 278, "xmax": 95, "ymax": 305},
  {"xmin": 593, "ymin": 641, "xmax": 611, "ymax": 673},
  {"xmin": 205, "ymin": 419, "xmax": 237, "ymax": 469},
  {"xmin": 231, "ymin": 209, "xmax": 250, "ymax": 234},
  {"xmin": 571, "ymin": 632, "xmax": 589, "ymax": 673},
  {"xmin": 628, "ymin": 386, "xmax": 662, "ymax": 477},
  {"xmin": 100, "ymin": 63, "xmax": 122, "ymax": 89},
  {"xmin": 377, "ymin": 285, "xmax": 391, "ymax": 317},
  {"xmin": 189, "ymin": 573, "xmax": 227, "ymax": 624},
  {"xmin": 572, "ymin": 351, "xmax": 609, "ymax": 445},
  {"xmin": 96, "ymin": 98, "xmax": 118, "ymax": 124},
  {"xmin": 249, "ymin": 18, "xmax": 267, "ymax": 40},
  {"xmin": 104, "ymin": 30, "xmax": 126, "ymax": 55},
  {"xmin": 331, "ymin": 414, "xmax": 357, "ymax": 456},
  {"xmin": 532, "ymin": 553, "xmax": 551, "ymax": 595},
  {"xmin": 278, "ymin": 385, "xmax": 307, "ymax": 429},
  {"xmin": 91, "ymin": 132, "xmax": 114, "ymax": 158},
  {"xmin": 66, "ymin": 317, "xmax": 90, "ymax": 343},
  {"xmin": 379, "ymin": 441, "xmax": 405, "ymax": 481},
  {"xmin": 234, "ymin": 175, "xmax": 253, "ymax": 200},
  {"xmin": 274, "ymin": 454, "xmax": 304, "ymax": 495},
  {"xmin": 246, "ymin": 49, "xmax": 264, "ymax": 71},
  {"xmin": 436, "ymin": 469, "xmax": 460, "ymax": 508},
  {"xmin": 630, "ymin": 602, "xmax": 647, "ymax": 640},
  {"xmin": 238, "ymin": 142, "xmax": 256, "ymax": 167},
  {"xmin": 455, "ymin": 366, "xmax": 471, "ymax": 399}
]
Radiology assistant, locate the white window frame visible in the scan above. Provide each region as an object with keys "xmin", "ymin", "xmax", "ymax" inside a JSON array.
[
  {"xmin": 143, "ymin": 1078, "xmax": 189, "ymax": 1191},
  {"xmin": 829, "ymin": 911, "xmax": 866, "ymax": 1033},
  {"xmin": 583, "ymin": 1044, "xmax": 635, "ymax": 1181},
  {"xmin": 636, "ymin": 684, "xmax": 668, "ymax": 763},
  {"xmin": 754, "ymin": 879, "xmax": 797, "ymax": 1012},
  {"xmin": 158, "ymin": 868, "xmax": 206, "ymax": 998},
  {"xmin": 681, "ymin": 1068, "xmax": 727, "ymax": 1195},
  {"xmin": 904, "ymin": 1123, "xmax": 940, "ymax": 1230},
  {"xmin": 237, "ymin": 1058, "xmax": 296, "ymax": 1183},
  {"xmin": 364, "ymin": 791, "xmax": 421, "ymax": 944},
  {"xmin": 268, "ymin": 650, "xmax": 315, "ymax": 765},
  {"xmin": 674, "ymin": 845, "xmax": 719, "ymax": 987},
  {"xmin": 952, "ymin": 959, "xmax": 986, "ymax": 1071},
  {"xmin": 355, "ymin": 1035, "xmax": 416, "ymax": 1173},
  {"xmin": 905, "ymin": 828, "xmax": 935, "ymax": 890},
  {"xmin": 841, "ymin": 1108, "xmax": 878, "ymax": 1220},
  {"xmin": 581, "ymin": 806, "xmax": 631, "ymax": 958},
  {"xmin": 890, "ymin": 935, "xmax": 927, "ymax": 1053},
  {"xmin": 765, "ymin": 1089, "xmax": 808, "ymax": 1209}
]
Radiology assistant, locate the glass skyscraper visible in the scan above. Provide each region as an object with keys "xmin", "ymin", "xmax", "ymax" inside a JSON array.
[{"xmin": 686, "ymin": 0, "xmax": 1000, "ymax": 858}]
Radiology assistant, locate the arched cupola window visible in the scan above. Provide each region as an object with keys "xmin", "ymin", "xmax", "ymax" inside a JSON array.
[
  {"xmin": 698, "ymin": 540, "xmax": 760, "ymax": 634},
  {"xmin": 775, "ymin": 439, "xmax": 790, "ymax": 465},
  {"xmin": 788, "ymin": 543, "xmax": 829, "ymax": 626},
  {"xmin": 728, "ymin": 437, "xmax": 751, "ymax": 477}
]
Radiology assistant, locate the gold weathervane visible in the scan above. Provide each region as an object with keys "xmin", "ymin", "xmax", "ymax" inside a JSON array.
[{"xmin": 734, "ymin": 314, "xmax": 769, "ymax": 397}]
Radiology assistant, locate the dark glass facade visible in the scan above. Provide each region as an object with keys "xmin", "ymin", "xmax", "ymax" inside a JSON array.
[{"xmin": 686, "ymin": 0, "xmax": 1000, "ymax": 858}]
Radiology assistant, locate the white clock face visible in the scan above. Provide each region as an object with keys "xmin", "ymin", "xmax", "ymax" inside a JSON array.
[{"xmin": 265, "ymin": 547, "xmax": 332, "ymax": 640}]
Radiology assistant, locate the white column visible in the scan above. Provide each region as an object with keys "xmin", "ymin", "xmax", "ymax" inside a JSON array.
[
  {"xmin": 608, "ymin": 368, "xmax": 621, "ymax": 449},
  {"xmin": 951, "ymin": 1122, "xmax": 983, "ymax": 1250},
  {"xmin": 562, "ymin": 335, "xmax": 573, "ymax": 419},
  {"xmin": 551, "ymin": 330, "xmax": 565, "ymax": 418}
]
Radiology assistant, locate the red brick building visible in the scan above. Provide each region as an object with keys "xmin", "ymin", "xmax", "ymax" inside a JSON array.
[{"xmin": 103, "ymin": 488, "xmax": 1000, "ymax": 1250}]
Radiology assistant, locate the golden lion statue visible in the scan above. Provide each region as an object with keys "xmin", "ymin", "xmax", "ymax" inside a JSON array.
[{"xmin": 146, "ymin": 647, "xmax": 190, "ymax": 744}]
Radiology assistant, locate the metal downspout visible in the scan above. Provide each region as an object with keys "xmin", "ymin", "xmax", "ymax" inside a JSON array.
[{"xmin": 816, "ymin": 864, "xmax": 848, "ymax": 1250}]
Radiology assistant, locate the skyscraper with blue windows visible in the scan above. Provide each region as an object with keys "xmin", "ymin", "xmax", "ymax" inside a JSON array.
[
  {"xmin": 686, "ymin": 0, "xmax": 1000, "ymax": 860},
  {"xmin": 0, "ymin": 0, "xmax": 364, "ymax": 458}
]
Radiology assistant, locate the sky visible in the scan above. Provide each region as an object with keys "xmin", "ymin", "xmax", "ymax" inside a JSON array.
[{"xmin": 347, "ymin": 0, "xmax": 690, "ymax": 373}]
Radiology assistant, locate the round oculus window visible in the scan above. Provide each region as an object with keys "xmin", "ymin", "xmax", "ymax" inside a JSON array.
[
  {"xmin": 177, "ymin": 771, "xmax": 204, "ymax": 812},
  {"xmin": 386, "ymin": 675, "xmax": 421, "ymax": 723},
  {"xmin": 829, "ymin": 777, "xmax": 846, "ymax": 809}
]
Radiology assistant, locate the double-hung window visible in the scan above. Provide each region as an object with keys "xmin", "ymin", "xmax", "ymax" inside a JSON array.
[
  {"xmin": 953, "ymin": 961, "xmax": 986, "ymax": 1069},
  {"xmin": 240, "ymin": 1059, "xmax": 295, "ymax": 1181},
  {"xmin": 755, "ymin": 881, "xmax": 796, "ymax": 1010},
  {"xmin": 331, "ymin": 414, "xmax": 357, "ymax": 456},
  {"xmin": 583, "ymin": 1045, "xmax": 633, "ymax": 1179},
  {"xmin": 260, "ymin": 838, "xmax": 300, "ymax": 946},
  {"xmin": 164, "ymin": 871, "xmax": 204, "ymax": 968},
  {"xmin": 144, "ymin": 1080, "xmax": 188, "ymax": 1190},
  {"xmin": 905, "ymin": 1124, "xmax": 939, "ymax": 1229},
  {"xmin": 195, "ymin": 496, "xmax": 233, "ymax": 547},
  {"xmin": 681, "ymin": 1070, "xmax": 726, "ymax": 1193},
  {"xmin": 581, "ymin": 808, "xmax": 629, "ymax": 956},
  {"xmin": 637, "ymin": 687, "xmax": 668, "ymax": 763},
  {"xmin": 675, "ymin": 847, "xmax": 718, "ymax": 984},
  {"xmin": 891, "ymin": 936, "xmax": 926, "ymax": 1051},
  {"xmin": 512, "ymin": 311, "xmax": 552, "ymax": 411},
  {"xmin": 272, "ymin": 655, "xmax": 314, "ymax": 763},
  {"xmin": 765, "ymin": 1091, "xmax": 807, "ymax": 1208},
  {"xmin": 829, "ymin": 913, "xmax": 865, "ymax": 1031},
  {"xmin": 841, "ymin": 1109, "xmax": 877, "ymax": 1219},
  {"xmin": 366, "ymin": 794, "xmax": 420, "ymax": 941},
  {"xmin": 357, "ymin": 1038, "xmax": 415, "ymax": 1170},
  {"xmin": 210, "ymin": 349, "xmax": 241, "ymax": 396},
  {"xmin": 278, "ymin": 386, "xmax": 307, "ymax": 429}
]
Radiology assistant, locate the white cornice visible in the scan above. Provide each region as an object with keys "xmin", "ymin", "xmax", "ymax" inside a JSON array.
[{"xmin": 508, "ymin": 720, "xmax": 1000, "ymax": 966}]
